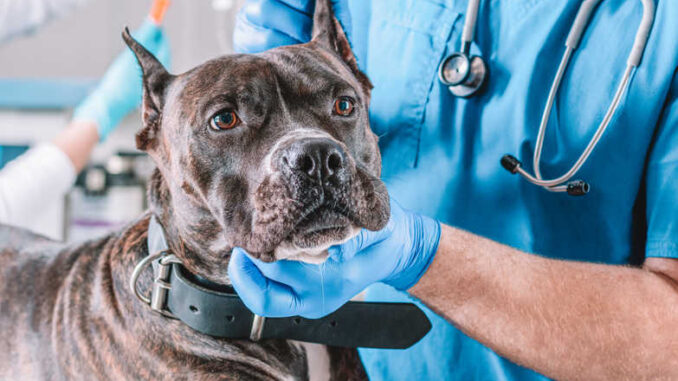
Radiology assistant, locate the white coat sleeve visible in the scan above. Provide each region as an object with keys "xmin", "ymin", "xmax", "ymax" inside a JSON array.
[
  {"xmin": 0, "ymin": 143, "xmax": 76, "ymax": 226},
  {"xmin": 0, "ymin": 0, "xmax": 92, "ymax": 43}
]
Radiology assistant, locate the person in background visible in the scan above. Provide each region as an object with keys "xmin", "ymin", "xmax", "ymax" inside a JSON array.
[
  {"xmin": 0, "ymin": 0, "xmax": 92, "ymax": 44},
  {"xmin": 0, "ymin": 10, "xmax": 170, "ymax": 226}
]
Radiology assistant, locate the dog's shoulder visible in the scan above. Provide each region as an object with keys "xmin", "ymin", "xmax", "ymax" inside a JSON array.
[
  {"xmin": 0, "ymin": 213, "xmax": 152, "ymax": 302},
  {"xmin": 0, "ymin": 223, "xmax": 63, "ymax": 270}
]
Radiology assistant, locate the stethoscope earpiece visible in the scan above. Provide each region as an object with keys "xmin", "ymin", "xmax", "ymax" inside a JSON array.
[
  {"xmin": 565, "ymin": 180, "xmax": 590, "ymax": 196},
  {"xmin": 500, "ymin": 155, "xmax": 590, "ymax": 196},
  {"xmin": 500, "ymin": 154, "xmax": 521, "ymax": 174}
]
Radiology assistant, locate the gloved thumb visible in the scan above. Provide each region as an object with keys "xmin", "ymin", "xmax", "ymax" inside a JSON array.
[
  {"xmin": 228, "ymin": 248, "xmax": 304, "ymax": 317},
  {"xmin": 328, "ymin": 226, "xmax": 390, "ymax": 262}
]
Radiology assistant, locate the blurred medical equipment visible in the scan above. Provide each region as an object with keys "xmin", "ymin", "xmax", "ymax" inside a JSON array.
[
  {"xmin": 66, "ymin": 152, "xmax": 152, "ymax": 242},
  {"xmin": 149, "ymin": 0, "xmax": 171, "ymax": 24},
  {"xmin": 438, "ymin": 0, "xmax": 655, "ymax": 196}
]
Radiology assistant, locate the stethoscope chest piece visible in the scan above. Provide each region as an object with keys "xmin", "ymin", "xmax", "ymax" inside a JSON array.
[{"xmin": 438, "ymin": 53, "xmax": 488, "ymax": 98}]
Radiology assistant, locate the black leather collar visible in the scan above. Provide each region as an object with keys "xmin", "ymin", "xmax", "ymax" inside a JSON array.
[{"xmin": 130, "ymin": 215, "xmax": 431, "ymax": 349}]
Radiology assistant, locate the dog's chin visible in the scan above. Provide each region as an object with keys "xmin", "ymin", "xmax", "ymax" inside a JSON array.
[{"xmin": 273, "ymin": 210, "xmax": 361, "ymax": 263}]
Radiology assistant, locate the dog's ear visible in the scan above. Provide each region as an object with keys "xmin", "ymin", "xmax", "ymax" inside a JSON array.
[
  {"xmin": 122, "ymin": 27, "xmax": 173, "ymax": 152},
  {"xmin": 311, "ymin": 0, "xmax": 372, "ymax": 94}
]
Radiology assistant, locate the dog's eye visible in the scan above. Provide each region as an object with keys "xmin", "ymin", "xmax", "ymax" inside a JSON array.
[
  {"xmin": 210, "ymin": 110, "xmax": 239, "ymax": 131},
  {"xmin": 333, "ymin": 97, "xmax": 355, "ymax": 117}
]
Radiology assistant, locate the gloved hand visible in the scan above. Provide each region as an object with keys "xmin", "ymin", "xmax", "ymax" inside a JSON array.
[
  {"xmin": 73, "ymin": 19, "xmax": 170, "ymax": 141},
  {"xmin": 228, "ymin": 199, "xmax": 441, "ymax": 319},
  {"xmin": 233, "ymin": 0, "xmax": 351, "ymax": 54}
]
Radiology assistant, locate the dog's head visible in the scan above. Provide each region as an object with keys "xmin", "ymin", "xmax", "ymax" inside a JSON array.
[{"xmin": 124, "ymin": 0, "xmax": 389, "ymax": 272}]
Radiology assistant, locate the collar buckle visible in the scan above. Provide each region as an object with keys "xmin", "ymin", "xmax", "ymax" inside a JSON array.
[
  {"xmin": 130, "ymin": 250, "xmax": 182, "ymax": 319},
  {"xmin": 249, "ymin": 314, "xmax": 266, "ymax": 341},
  {"xmin": 132, "ymin": 248, "xmax": 269, "ymax": 342}
]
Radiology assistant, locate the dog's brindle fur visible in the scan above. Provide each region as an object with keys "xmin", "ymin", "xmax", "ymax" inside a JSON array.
[{"xmin": 0, "ymin": 1, "xmax": 390, "ymax": 380}]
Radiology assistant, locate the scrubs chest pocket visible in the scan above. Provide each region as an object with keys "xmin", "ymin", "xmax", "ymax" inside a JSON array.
[{"xmin": 366, "ymin": 0, "xmax": 460, "ymax": 172}]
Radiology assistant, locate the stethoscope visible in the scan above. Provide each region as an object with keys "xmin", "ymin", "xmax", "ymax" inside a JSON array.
[{"xmin": 438, "ymin": 0, "xmax": 656, "ymax": 196}]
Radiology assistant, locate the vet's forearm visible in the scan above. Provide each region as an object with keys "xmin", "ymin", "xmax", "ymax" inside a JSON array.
[
  {"xmin": 52, "ymin": 120, "xmax": 99, "ymax": 172},
  {"xmin": 410, "ymin": 224, "xmax": 678, "ymax": 380}
]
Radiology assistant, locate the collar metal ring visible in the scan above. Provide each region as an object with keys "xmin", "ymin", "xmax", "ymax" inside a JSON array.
[{"xmin": 130, "ymin": 250, "xmax": 172, "ymax": 305}]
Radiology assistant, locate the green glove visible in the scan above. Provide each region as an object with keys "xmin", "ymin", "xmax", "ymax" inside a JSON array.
[{"xmin": 73, "ymin": 19, "xmax": 170, "ymax": 141}]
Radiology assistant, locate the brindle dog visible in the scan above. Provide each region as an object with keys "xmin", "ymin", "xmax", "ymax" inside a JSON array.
[{"xmin": 0, "ymin": 1, "xmax": 390, "ymax": 380}]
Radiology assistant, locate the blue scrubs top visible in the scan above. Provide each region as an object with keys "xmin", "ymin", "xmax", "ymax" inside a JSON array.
[{"xmin": 345, "ymin": 0, "xmax": 678, "ymax": 379}]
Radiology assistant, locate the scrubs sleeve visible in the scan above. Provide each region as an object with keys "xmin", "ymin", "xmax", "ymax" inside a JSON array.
[
  {"xmin": 0, "ymin": 143, "xmax": 76, "ymax": 227},
  {"xmin": 0, "ymin": 0, "xmax": 91, "ymax": 43},
  {"xmin": 645, "ymin": 72, "xmax": 678, "ymax": 258}
]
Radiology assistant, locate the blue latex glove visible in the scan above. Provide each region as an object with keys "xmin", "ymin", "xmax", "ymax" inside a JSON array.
[
  {"xmin": 232, "ymin": 0, "xmax": 351, "ymax": 54},
  {"xmin": 73, "ymin": 19, "xmax": 170, "ymax": 141},
  {"xmin": 228, "ymin": 199, "xmax": 441, "ymax": 318}
]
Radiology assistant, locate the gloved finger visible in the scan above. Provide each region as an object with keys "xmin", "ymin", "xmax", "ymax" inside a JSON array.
[
  {"xmin": 228, "ymin": 248, "xmax": 303, "ymax": 317},
  {"xmin": 328, "ymin": 226, "xmax": 391, "ymax": 262},
  {"xmin": 233, "ymin": 12, "xmax": 305, "ymax": 54},
  {"xmin": 250, "ymin": 256, "xmax": 338, "ymax": 290},
  {"xmin": 240, "ymin": 0, "xmax": 313, "ymax": 43},
  {"xmin": 327, "ymin": 195, "xmax": 403, "ymax": 261},
  {"xmin": 280, "ymin": 0, "xmax": 314, "ymax": 13}
]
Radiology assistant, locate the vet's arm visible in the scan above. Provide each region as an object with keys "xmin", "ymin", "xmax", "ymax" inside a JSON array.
[
  {"xmin": 0, "ymin": 138, "xmax": 77, "ymax": 226},
  {"xmin": 49, "ymin": 120, "xmax": 99, "ymax": 172},
  {"xmin": 410, "ymin": 225, "xmax": 678, "ymax": 380},
  {"xmin": 0, "ymin": 120, "xmax": 97, "ymax": 226}
]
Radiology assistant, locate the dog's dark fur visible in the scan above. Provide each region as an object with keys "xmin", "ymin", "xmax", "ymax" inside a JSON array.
[
  {"xmin": 0, "ymin": 1, "xmax": 390, "ymax": 380},
  {"xmin": 135, "ymin": 1, "xmax": 388, "ymax": 272}
]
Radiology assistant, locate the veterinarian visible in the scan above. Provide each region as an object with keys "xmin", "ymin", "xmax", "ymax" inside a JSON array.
[
  {"xmin": 228, "ymin": 0, "xmax": 678, "ymax": 380},
  {"xmin": 0, "ymin": 10, "xmax": 169, "ymax": 226}
]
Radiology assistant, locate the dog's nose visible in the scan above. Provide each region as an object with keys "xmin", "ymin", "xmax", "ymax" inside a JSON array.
[{"xmin": 280, "ymin": 138, "xmax": 347, "ymax": 181}]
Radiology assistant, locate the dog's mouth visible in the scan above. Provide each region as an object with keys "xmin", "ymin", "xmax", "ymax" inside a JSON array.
[
  {"xmin": 241, "ymin": 167, "xmax": 389, "ymax": 263},
  {"xmin": 288, "ymin": 204, "xmax": 355, "ymax": 249},
  {"xmin": 268, "ymin": 202, "xmax": 359, "ymax": 263}
]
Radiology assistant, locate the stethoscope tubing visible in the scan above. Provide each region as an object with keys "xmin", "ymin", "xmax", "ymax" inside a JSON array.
[
  {"xmin": 442, "ymin": 0, "xmax": 656, "ymax": 194},
  {"xmin": 524, "ymin": 61, "xmax": 635, "ymax": 189}
]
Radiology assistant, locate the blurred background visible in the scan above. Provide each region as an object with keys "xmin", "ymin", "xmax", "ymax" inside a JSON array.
[{"xmin": 0, "ymin": 0, "xmax": 243, "ymax": 241}]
